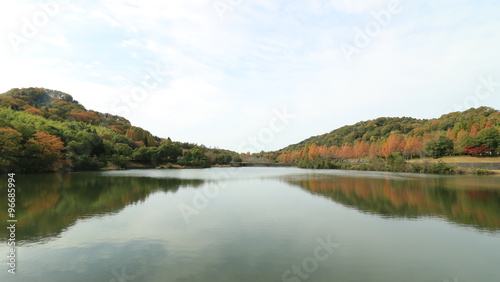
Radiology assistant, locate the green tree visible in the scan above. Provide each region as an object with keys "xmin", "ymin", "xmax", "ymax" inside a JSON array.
[
  {"xmin": 0, "ymin": 127, "xmax": 23, "ymax": 171},
  {"xmin": 113, "ymin": 143, "xmax": 133, "ymax": 157},
  {"xmin": 232, "ymin": 154, "xmax": 243, "ymax": 163},
  {"xmin": 71, "ymin": 155, "xmax": 103, "ymax": 170},
  {"xmin": 156, "ymin": 143, "xmax": 182, "ymax": 163},
  {"xmin": 477, "ymin": 128, "xmax": 500, "ymax": 154},
  {"xmin": 425, "ymin": 136, "xmax": 454, "ymax": 158},
  {"xmin": 213, "ymin": 153, "xmax": 232, "ymax": 165},
  {"xmin": 75, "ymin": 131, "xmax": 105, "ymax": 156},
  {"xmin": 179, "ymin": 147, "xmax": 209, "ymax": 167},
  {"xmin": 132, "ymin": 147, "xmax": 158, "ymax": 162}
]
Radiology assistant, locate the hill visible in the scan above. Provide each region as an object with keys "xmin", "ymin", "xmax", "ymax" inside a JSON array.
[
  {"xmin": 0, "ymin": 88, "xmax": 241, "ymax": 173},
  {"xmin": 265, "ymin": 107, "xmax": 500, "ymax": 167}
]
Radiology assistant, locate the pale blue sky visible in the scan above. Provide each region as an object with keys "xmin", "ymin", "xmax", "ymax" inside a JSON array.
[{"xmin": 1, "ymin": 0, "xmax": 499, "ymax": 152}]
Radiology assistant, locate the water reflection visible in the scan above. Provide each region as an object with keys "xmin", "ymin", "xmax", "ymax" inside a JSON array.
[
  {"xmin": 15, "ymin": 239, "xmax": 169, "ymax": 282},
  {"xmin": 0, "ymin": 172, "xmax": 203, "ymax": 244},
  {"xmin": 0, "ymin": 169, "xmax": 499, "ymax": 282},
  {"xmin": 1, "ymin": 169, "xmax": 499, "ymax": 246},
  {"xmin": 282, "ymin": 173, "xmax": 500, "ymax": 231}
]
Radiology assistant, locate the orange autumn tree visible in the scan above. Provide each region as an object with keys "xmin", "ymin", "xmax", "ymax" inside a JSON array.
[
  {"xmin": 470, "ymin": 123, "xmax": 480, "ymax": 136},
  {"xmin": 69, "ymin": 111, "xmax": 100, "ymax": 124},
  {"xmin": 382, "ymin": 134, "xmax": 405, "ymax": 157},
  {"xmin": 445, "ymin": 129, "xmax": 456, "ymax": 141},
  {"xmin": 23, "ymin": 131, "xmax": 65, "ymax": 172},
  {"xmin": 368, "ymin": 142, "xmax": 382, "ymax": 158},
  {"xmin": 24, "ymin": 107, "xmax": 45, "ymax": 116},
  {"xmin": 308, "ymin": 143, "xmax": 320, "ymax": 160},
  {"xmin": 352, "ymin": 140, "xmax": 370, "ymax": 158},
  {"xmin": 403, "ymin": 135, "xmax": 423, "ymax": 159}
]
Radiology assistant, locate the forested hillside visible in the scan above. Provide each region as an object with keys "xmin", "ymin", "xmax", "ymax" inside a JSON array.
[
  {"xmin": 2, "ymin": 88, "xmax": 498, "ymax": 174},
  {"xmin": 0, "ymin": 88, "xmax": 241, "ymax": 173},
  {"xmin": 271, "ymin": 107, "xmax": 500, "ymax": 166}
]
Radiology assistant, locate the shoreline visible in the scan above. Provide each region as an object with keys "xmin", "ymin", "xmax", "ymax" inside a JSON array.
[
  {"xmin": 102, "ymin": 161, "xmax": 499, "ymax": 176},
  {"xmin": 9, "ymin": 160, "xmax": 499, "ymax": 175}
]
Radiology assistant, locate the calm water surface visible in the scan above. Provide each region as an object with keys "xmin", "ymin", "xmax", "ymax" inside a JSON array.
[{"xmin": 1, "ymin": 168, "xmax": 499, "ymax": 282}]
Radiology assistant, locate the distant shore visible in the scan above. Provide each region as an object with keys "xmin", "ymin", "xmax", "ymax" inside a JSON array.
[{"xmin": 95, "ymin": 157, "xmax": 500, "ymax": 175}]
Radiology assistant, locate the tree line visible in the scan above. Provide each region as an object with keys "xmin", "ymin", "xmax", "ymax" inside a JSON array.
[{"xmin": 258, "ymin": 107, "xmax": 500, "ymax": 171}]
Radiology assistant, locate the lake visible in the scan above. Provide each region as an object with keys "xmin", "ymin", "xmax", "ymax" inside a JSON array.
[{"xmin": 1, "ymin": 167, "xmax": 499, "ymax": 282}]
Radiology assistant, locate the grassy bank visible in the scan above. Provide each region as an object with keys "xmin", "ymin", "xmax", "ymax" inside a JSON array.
[
  {"xmin": 298, "ymin": 154, "xmax": 494, "ymax": 175},
  {"xmin": 408, "ymin": 156, "xmax": 500, "ymax": 164}
]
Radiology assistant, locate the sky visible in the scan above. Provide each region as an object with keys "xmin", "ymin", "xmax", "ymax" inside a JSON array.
[{"xmin": 1, "ymin": 0, "xmax": 499, "ymax": 153}]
